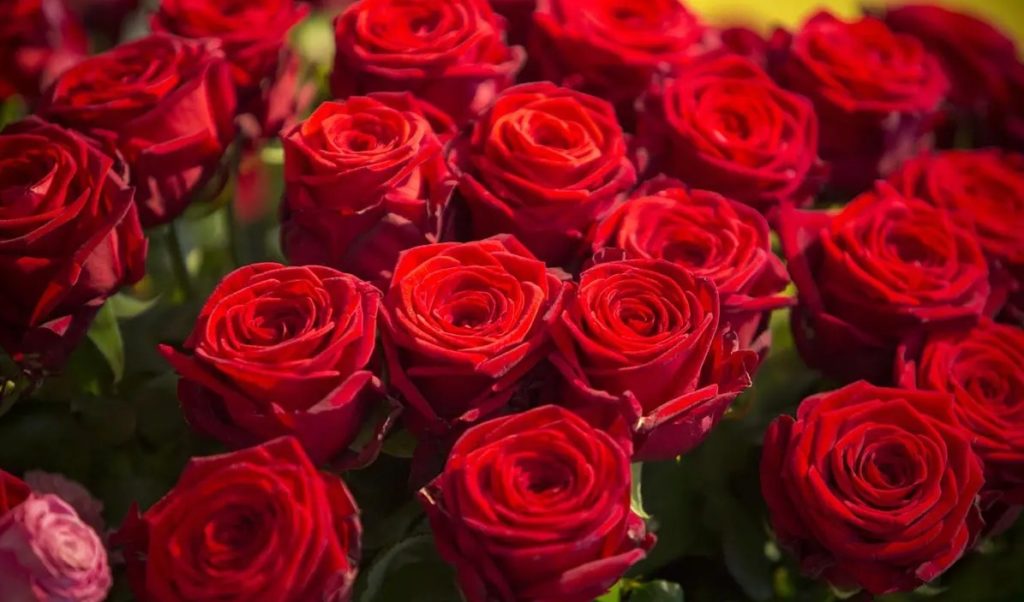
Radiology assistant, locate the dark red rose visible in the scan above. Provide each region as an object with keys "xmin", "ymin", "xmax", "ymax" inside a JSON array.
[
  {"xmin": 116, "ymin": 437, "xmax": 361, "ymax": 602},
  {"xmin": 419, "ymin": 405, "xmax": 653, "ymax": 602},
  {"xmin": 636, "ymin": 54, "xmax": 825, "ymax": 215},
  {"xmin": 550, "ymin": 256, "xmax": 756, "ymax": 460},
  {"xmin": 779, "ymin": 183, "xmax": 990, "ymax": 384},
  {"xmin": 152, "ymin": 0, "xmax": 309, "ymax": 138},
  {"xmin": 992, "ymin": 60, "xmax": 1024, "ymax": 152},
  {"xmin": 761, "ymin": 381, "xmax": 984, "ymax": 595},
  {"xmin": 491, "ymin": 0, "xmax": 536, "ymax": 46},
  {"xmin": 281, "ymin": 93, "xmax": 455, "ymax": 285},
  {"xmin": 0, "ymin": 471, "xmax": 30, "ymax": 516},
  {"xmin": 0, "ymin": 117, "xmax": 147, "ymax": 373},
  {"xmin": 592, "ymin": 178, "xmax": 791, "ymax": 352},
  {"xmin": 330, "ymin": 0, "xmax": 524, "ymax": 125},
  {"xmin": 530, "ymin": 0, "xmax": 714, "ymax": 124},
  {"xmin": 719, "ymin": 26, "xmax": 769, "ymax": 67},
  {"xmin": 897, "ymin": 319, "xmax": 1024, "ymax": 510},
  {"xmin": 449, "ymin": 82, "xmax": 636, "ymax": 267},
  {"xmin": 0, "ymin": 0, "xmax": 86, "ymax": 103},
  {"xmin": 40, "ymin": 34, "xmax": 237, "ymax": 226},
  {"xmin": 381, "ymin": 236, "xmax": 567, "ymax": 436},
  {"xmin": 769, "ymin": 12, "xmax": 948, "ymax": 191},
  {"xmin": 160, "ymin": 263, "xmax": 390, "ymax": 467}
]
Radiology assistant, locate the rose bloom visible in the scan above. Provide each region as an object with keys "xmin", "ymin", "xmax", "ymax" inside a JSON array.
[
  {"xmin": 449, "ymin": 82, "xmax": 636, "ymax": 267},
  {"xmin": 152, "ymin": 0, "xmax": 309, "ymax": 137},
  {"xmin": 761, "ymin": 381, "xmax": 984, "ymax": 595},
  {"xmin": 636, "ymin": 54, "xmax": 825, "ymax": 215},
  {"xmin": 330, "ymin": 0, "xmax": 524, "ymax": 125},
  {"xmin": 381, "ymin": 236, "xmax": 567, "ymax": 436},
  {"xmin": 769, "ymin": 12, "xmax": 948, "ymax": 191},
  {"xmin": 0, "ymin": 471, "xmax": 30, "ymax": 515},
  {"xmin": 161, "ymin": 263, "xmax": 388, "ymax": 466},
  {"xmin": 0, "ymin": 0, "xmax": 86, "ymax": 103},
  {"xmin": 419, "ymin": 405, "xmax": 654, "ymax": 602},
  {"xmin": 897, "ymin": 319, "xmax": 1024, "ymax": 513},
  {"xmin": 0, "ymin": 494, "xmax": 112, "ymax": 602},
  {"xmin": 550, "ymin": 256, "xmax": 755, "ymax": 460},
  {"xmin": 23, "ymin": 471, "xmax": 105, "ymax": 535},
  {"xmin": 0, "ymin": 117, "xmax": 147, "ymax": 373},
  {"xmin": 530, "ymin": 0, "xmax": 714, "ymax": 125},
  {"xmin": 40, "ymin": 34, "xmax": 237, "ymax": 226},
  {"xmin": 779, "ymin": 183, "xmax": 989, "ymax": 384},
  {"xmin": 592, "ymin": 178, "xmax": 791, "ymax": 352},
  {"xmin": 281, "ymin": 93, "xmax": 455, "ymax": 285},
  {"xmin": 117, "ymin": 437, "xmax": 361, "ymax": 602}
]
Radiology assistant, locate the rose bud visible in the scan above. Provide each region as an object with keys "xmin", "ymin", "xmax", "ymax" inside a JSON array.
[
  {"xmin": 160, "ymin": 263, "xmax": 391, "ymax": 467},
  {"xmin": 779, "ymin": 183, "xmax": 990, "ymax": 384},
  {"xmin": 419, "ymin": 405, "xmax": 654, "ymax": 602},
  {"xmin": 636, "ymin": 54, "xmax": 826, "ymax": 216},
  {"xmin": 40, "ymin": 34, "xmax": 237, "ymax": 226},
  {"xmin": 0, "ymin": 494, "xmax": 112, "ymax": 602},
  {"xmin": 281, "ymin": 93, "xmax": 455, "ymax": 286},
  {"xmin": 591, "ymin": 178, "xmax": 792, "ymax": 353},
  {"xmin": 448, "ymin": 82, "xmax": 636, "ymax": 267},
  {"xmin": 152, "ymin": 0, "xmax": 309, "ymax": 138},
  {"xmin": 0, "ymin": 0, "xmax": 86, "ymax": 104},
  {"xmin": 0, "ymin": 471, "xmax": 30, "ymax": 515},
  {"xmin": 330, "ymin": 0, "xmax": 524, "ymax": 125},
  {"xmin": 897, "ymin": 319, "xmax": 1024, "ymax": 529},
  {"xmin": 769, "ymin": 12, "xmax": 948, "ymax": 191},
  {"xmin": 761, "ymin": 381, "xmax": 984, "ymax": 595},
  {"xmin": 0, "ymin": 117, "xmax": 147, "ymax": 373},
  {"xmin": 530, "ymin": 0, "xmax": 715, "ymax": 126},
  {"xmin": 116, "ymin": 437, "xmax": 361, "ymax": 602},
  {"xmin": 550, "ymin": 256, "xmax": 756, "ymax": 460},
  {"xmin": 381, "ymin": 236, "xmax": 568, "ymax": 437}
]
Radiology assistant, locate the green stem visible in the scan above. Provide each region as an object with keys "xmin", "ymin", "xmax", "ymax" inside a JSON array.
[
  {"xmin": 225, "ymin": 200, "xmax": 242, "ymax": 268},
  {"xmin": 166, "ymin": 222, "xmax": 194, "ymax": 300}
]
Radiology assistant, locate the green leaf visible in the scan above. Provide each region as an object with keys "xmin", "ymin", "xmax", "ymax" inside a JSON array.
[
  {"xmin": 357, "ymin": 534, "xmax": 459, "ymax": 602},
  {"xmin": 596, "ymin": 580, "xmax": 623, "ymax": 602},
  {"xmin": 109, "ymin": 291, "xmax": 161, "ymax": 320},
  {"xmin": 630, "ymin": 462, "xmax": 651, "ymax": 520},
  {"xmin": 628, "ymin": 580, "xmax": 684, "ymax": 602},
  {"xmin": 381, "ymin": 428, "xmax": 418, "ymax": 459},
  {"xmin": 87, "ymin": 302, "xmax": 124, "ymax": 383},
  {"xmin": 719, "ymin": 497, "xmax": 773, "ymax": 601}
]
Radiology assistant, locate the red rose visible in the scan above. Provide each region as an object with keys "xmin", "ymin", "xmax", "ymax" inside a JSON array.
[
  {"xmin": 281, "ymin": 93, "xmax": 455, "ymax": 285},
  {"xmin": 761, "ymin": 381, "xmax": 984, "ymax": 594},
  {"xmin": 160, "ymin": 263, "xmax": 390, "ymax": 467},
  {"xmin": 592, "ymin": 178, "xmax": 791, "ymax": 352},
  {"xmin": 116, "ymin": 437, "xmax": 361, "ymax": 602},
  {"xmin": 769, "ymin": 12, "xmax": 948, "ymax": 191},
  {"xmin": 0, "ymin": 117, "xmax": 147, "ymax": 373},
  {"xmin": 992, "ymin": 60, "xmax": 1024, "ymax": 152},
  {"xmin": 41, "ymin": 34, "xmax": 237, "ymax": 226},
  {"xmin": 636, "ymin": 54, "xmax": 825, "ymax": 215},
  {"xmin": 0, "ymin": 471, "xmax": 30, "ymax": 516},
  {"xmin": 0, "ymin": 0, "xmax": 86, "ymax": 103},
  {"xmin": 897, "ymin": 319, "xmax": 1024, "ymax": 509},
  {"xmin": 330, "ymin": 0, "xmax": 524, "ymax": 125},
  {"xmin": 550, "ymin": 256, "xmax": 756, "ymax": 460},
  {"xmin": 449, "ymin": 82, "xmax": 636, "ymax": 267},
  {"xmin": 719, "ymin": 26, "xmax": 770, "ymax": 67},
  {"xmin": 152, "ymin": 0, "xmax": 309, "ymax": 137},
  {"xmin": 491, "ymin": 0, "xmax": 536, "ymax": 46},
  {"xmin": 419, "ymin": 405, "xmax": 653, "ymax": 602},
  {"xmin": 381, "ymin": 236, "xmax": 567, "ymax": 436},
  {"xmin": 779, "ymin": 183, "xmax": 989, "ymax": 384},
  {"xmin": 530, "ymin": 0, "xmax": 714, "ymax": 124}
]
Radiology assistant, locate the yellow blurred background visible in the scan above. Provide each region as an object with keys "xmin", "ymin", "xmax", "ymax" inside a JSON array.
[{"xmin": 689, "ymin": 0, "xmax": 1024, "ymax": 46}]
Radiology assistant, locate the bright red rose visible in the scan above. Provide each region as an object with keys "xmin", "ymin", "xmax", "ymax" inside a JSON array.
[
  {"xmin": 40, "ymin": 34, "xmax": 237, "ymax": 226},
  {"xmin": 160, "ymin": 263, "xmax": 390, "ymax": 467},
  {"xmin": 592, "ymin": 178, "xmax": 792, "ymax": 352},
  {"xmin": 152, "ymin": 0, "xmax": 309, "ymax": 137},
  {"xmin": 636, "ymin": 54, "xmax": 825, "ymax": 215},
  {"xmin": 530, "ymin": 0, "xmax": 714, "ymax": 124},
  {"xmin": 330, "ymin": 0, "xmax": 524, "ymax": 125},
  {"xmin": 550, "ymin": 256, "xmax": 756, "ymax": 460},
  {"xmin": 0, "ymin": 117, "xmax": 147, "ymax": 373},
  {"xmin": 0, "ymin": 471, "xmax": 29, "ymax": 516},
  {"xmin": 897, "ymin": 319, "xmax": 1024, "ymax": 510},
  {"xmin": 769, "ymin": 12, "xmax": 948, "ymax": 191},
  {"xmin": 761, "ymin": 381, "xmax": 984, "ymax": 595},
  {"xmin": 449, "ymin": 82, "xmax": 636, "ymax": 267},
  {"xmin": 779, "ymin": 183, "xmax": 989, "ymax": 384},
  {"xmin": 116, "ymin": 437, "xmax": 361, "ymax": 602},
  {"xmin": 381, "ymin": 236, "xmax": 568, "ymax": 436},
  {"xmin": 0, "ymin": 0, "xmax": 86, "ymax": 103},
  {"xmin": 281, "ymin": 93, "xmax": 455, "ymax": 285},
  {"xmin": 419, "ymin": 405, "xmax": 653, "ymax": 602}
]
